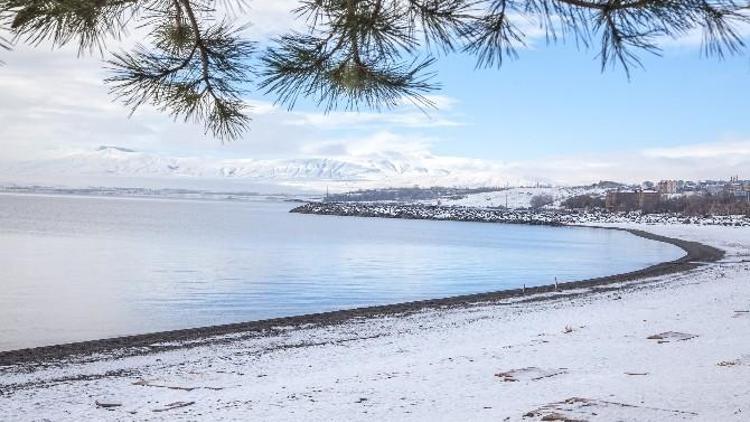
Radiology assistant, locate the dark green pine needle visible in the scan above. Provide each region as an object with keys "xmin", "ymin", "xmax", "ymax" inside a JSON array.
[{"xmin": 0, "ymin": 0, "xmax": 748, "ymax": 140}]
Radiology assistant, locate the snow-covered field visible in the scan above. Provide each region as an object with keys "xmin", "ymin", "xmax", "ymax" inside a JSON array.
[
  {"xmin": 421, "ymin": 186, "xmax": 607, "ymax": 209},
  {"xmin": 2, "ymin": 224, "xmax": 750, "ymax": 421}
]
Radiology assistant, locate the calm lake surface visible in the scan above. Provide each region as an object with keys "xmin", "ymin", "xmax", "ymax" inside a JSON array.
[{"xmin": 0, "ymin": 193, "xmax": 684, "ymax": 350}]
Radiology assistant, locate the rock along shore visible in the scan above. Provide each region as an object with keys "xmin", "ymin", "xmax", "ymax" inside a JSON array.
[
  {"xmin": 290, "ymin": 202, "xmax": 750, "ymax": 227},
  {"xmin": 290, "ymin": 202, "xmax": 564, "ymax": 225}
]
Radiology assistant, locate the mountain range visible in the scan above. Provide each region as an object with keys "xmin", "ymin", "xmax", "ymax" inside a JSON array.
[{"xmin": 2, "ymin": 146, "xmax": 545, "ymax": 190}]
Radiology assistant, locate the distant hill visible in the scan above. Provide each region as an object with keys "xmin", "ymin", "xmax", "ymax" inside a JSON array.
[
  {"xmin": 3, "ymin": 146, "xmax": 547, "ymax": 190},
  {"xmin": 417, "ymin": 186, "xmax": 609, "ymax": 209},
  {"xmin": 323, "ymin": 185, "xmax": 612, "ymax": 209}
]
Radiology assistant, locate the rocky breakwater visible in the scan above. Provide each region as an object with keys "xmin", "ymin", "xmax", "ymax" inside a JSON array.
[
  {"xmin": 290, "ymin": 202, "xmax": 564, "ymax": 226},
  {"xmin": 291, "ymin": 202, "xmax": 750, "ymax": 227}
]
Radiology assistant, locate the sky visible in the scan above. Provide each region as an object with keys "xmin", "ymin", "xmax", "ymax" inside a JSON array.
[{"xmin": 1, "ymin": 0, "xmax": 749, "ymax": 187}]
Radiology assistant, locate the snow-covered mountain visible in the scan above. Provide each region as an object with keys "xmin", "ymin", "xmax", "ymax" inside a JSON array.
[{"xmin": 4, "ymin": 146, "xmax": 547, "ymax": 190}]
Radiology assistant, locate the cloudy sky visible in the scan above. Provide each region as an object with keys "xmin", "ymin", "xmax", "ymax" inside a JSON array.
[{"xmin": 1, "ymin": 0, "xmax": 750, "ymax": 187}]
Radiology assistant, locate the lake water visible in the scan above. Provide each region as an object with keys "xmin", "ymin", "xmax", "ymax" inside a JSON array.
[{"xmin": 0, "ymin": 193, "xmax": 684, "ymax": 351}]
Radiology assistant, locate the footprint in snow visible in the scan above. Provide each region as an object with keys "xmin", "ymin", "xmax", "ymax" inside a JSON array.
[
  {"xmin": 717, "ymin": 354, "xmax": 750, "ymax": 367},
  {"xmin": 522, "ymin": 397, "xmax": 698, "ymax": 421},
  {"xmin": 495, "ymin": 367, "xmax": 567, "ymax": 382},
  {"xmin": 152, "ymin": 401, "xmax": 196, "ymax": 413},
  {"xmin": 647, "ymin": 331, "xmax": 698, "ymax": 344}
]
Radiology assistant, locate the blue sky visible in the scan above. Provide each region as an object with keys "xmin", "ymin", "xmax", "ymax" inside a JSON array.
[
  {"xmin": 1, "ymin": 0, "xmax": 749, "ymax": 185},
  {"xmin": 427, "ymin": 43, "xmax": 750, "ymax": 160}
]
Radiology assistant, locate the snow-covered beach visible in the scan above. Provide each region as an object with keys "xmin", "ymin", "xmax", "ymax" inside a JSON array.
[
  {"xmin": 3, "ymin": 0, "xmax": 749, "ymax": 419},
  {"xmin": 1, "ymin": 222, "xmax": 749, "ymax": 421}
]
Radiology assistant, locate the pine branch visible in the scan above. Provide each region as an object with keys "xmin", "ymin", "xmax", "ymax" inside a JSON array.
[
  {"xmin": 260, "ymin": 0, "xmax": 444, "ymax": 112},
  {"xmin": 0, "ymin": 33, "xmax": 10, "ymax": 49},
  {"xmin": 464, "ymin": 0, "xmax": 526, "ymax": 68},
  {"xmin": 106, "ymin": 0, "xmax": 255, "ymax": 141},
  {"xmin": 471, "ymin": 0, "xmax": 749, "ymax": 74},
  {"xmin": 0, "ymin": 0, "xmax": 143, "ymax": 54},
  {"xmin": 404, "ymin": 0, "xmax": 476, "ymax": 51},
  {"xmin": 1, "ymin": 0, "xmax": 748, "ymax": 140},
  {"xmin": 0, "ymin": 33, "xmax": 10, "ymax": 64}
]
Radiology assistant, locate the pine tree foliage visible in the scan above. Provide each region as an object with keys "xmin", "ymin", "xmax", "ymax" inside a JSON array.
[
  {"xmin": 1, "ymin": 0, "xmax": 748, "ymax": 139},
  {"xmin": 258, "ymin": 0, "xmax": 474, "ymax": 111},
  {"xmin": 0, "ymin": 34, "xmax": 10, "ymax": 63},
  {"xmin": 0, "ymin": 0, "xmax": 255, "ymax": 140},
  {"xmin": 104, "ymin": 2, "xmax": 255, "ymax": 140}
]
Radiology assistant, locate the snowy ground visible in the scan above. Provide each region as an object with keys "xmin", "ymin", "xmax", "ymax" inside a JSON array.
[
  {"xmin": 2, "ymin": 224, "xmax": 750, "ymax": 421},
  {"xmin": 420, "ymin": 186, "xmax": 607, "ymax": 209}
]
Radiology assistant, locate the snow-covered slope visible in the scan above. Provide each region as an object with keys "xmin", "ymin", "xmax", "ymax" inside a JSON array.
[
  {"xmin": 5, "ymin": 146, "xmax": 544, "ymax": 189},
  {"xmin": 420, "ymin": 186, "xmax": 607, "ymax": 209}
]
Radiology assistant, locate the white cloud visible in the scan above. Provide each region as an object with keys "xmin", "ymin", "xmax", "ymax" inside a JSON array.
[
  {"xmin": 0, "ymin": 33, "xmax": 464, "ymax": 163},
  {"xmin": 504, "ymin": 139, "xmax": 750, "ymax": 185},
  {"xmin": 661, "ymin": 21, "xmax": 750, "ymax": 51},
  {"xmin": 245, "ymin": 99, "xmax": 279, "ymax": 115},
  {"xmin": 232, "ymin": 95, "xmax": 465, "ymax": 129},
  {"xmin": 644, "ymin": 140, "xmax": 750, "ymax": 159},
  {"xmin": 398, "ymin": 94, "xmax": 460, "ymax": 110},
  {"xmin": 300, "ymin": 131, "xmax": 436, "ymax": 159},
  {"xmin": 243, "ymin": 0, "xmax": 303, "ymax": 37},
  {"xmin": 285, "ymin": 108, "xmax": 463, "ymax": 129}
]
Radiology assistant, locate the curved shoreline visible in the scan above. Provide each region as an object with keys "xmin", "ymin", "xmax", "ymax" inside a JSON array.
[{"xmin": 0, "ymin": 226, "xmax": 724, "ymax": 367}]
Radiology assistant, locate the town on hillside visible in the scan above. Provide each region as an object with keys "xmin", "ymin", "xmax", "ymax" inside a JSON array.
[
  {"xmin": 324, "ymin": 177, "xmax": 750, "ymax": 216},
  {"xmin": 602, "ymin": 176, "xmax": 750, "ymax": 214}
]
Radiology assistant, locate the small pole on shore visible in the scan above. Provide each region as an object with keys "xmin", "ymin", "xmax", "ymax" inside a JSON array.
[
  {"xmin": 523, "ymin": 284, "xmax": 526, "ymax": 295},
  {"xmin": 554, "ymin": 277, "xmax": 558, "ymax": 291}
]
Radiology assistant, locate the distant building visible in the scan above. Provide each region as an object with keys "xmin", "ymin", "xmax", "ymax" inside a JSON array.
[
  {"xmin": 725, "ymin": 176, "xmax": 750, "ymax": 201},
  {"xmin": 606, "ymin": 190, "xmax": 661, "ymax": 212},
  {"xmin": 657, "ymin": 180, "xmax": 678, "ymax": 194},
  {"xmin": 682, "ymin": 181, "xmax": 697, "ymax": 192},
  {"xmin": 703, "ymin": 181, "xmax": 725, "ymax": 195}
]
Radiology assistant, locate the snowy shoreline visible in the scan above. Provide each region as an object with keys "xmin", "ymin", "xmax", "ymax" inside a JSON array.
[
  {"xmin": 2, "ymin": 223, "xmax": 748, "ymax": 420},
  {"xmin": 0, "ymin": 225, "xmax": 720, "ymax": 366}
]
